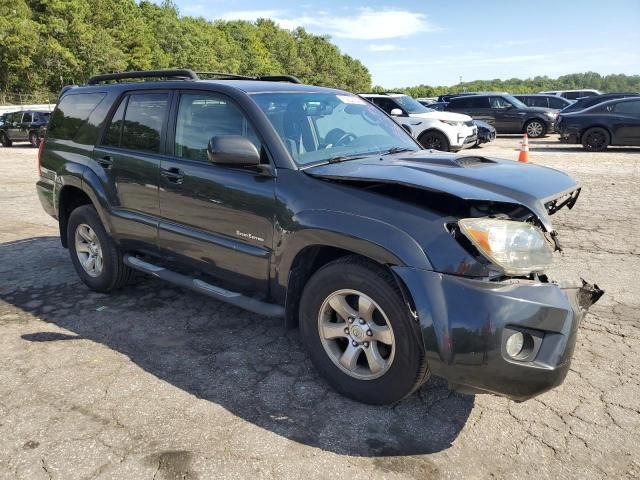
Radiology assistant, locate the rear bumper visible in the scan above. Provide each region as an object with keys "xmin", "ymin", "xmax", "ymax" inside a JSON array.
[
  {"xmin": 392, "ymin": 268, "xmax": 603, "ymax": 401},
  {"xmin": 559, "ymin": 128, "xmax": 580, "ymax": 144}
]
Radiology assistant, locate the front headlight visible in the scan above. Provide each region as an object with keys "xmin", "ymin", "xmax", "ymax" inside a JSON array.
[
  {"xmin": 458, "ymin": 218, "xmax": 553, "ymax": 275},
  {"xmin": 441, "ymin": 120, "xmax": 463, "ymax": 127},
  {"xmin": 545, "ymin": 111, "xmax": 557, "ymax": 118}
]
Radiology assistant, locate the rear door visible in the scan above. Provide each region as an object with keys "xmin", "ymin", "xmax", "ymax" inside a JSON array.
[
  {"xmin": 93, "ymin": 90, "xmax": 170, "ymax": 251},
  {"xmin": 158, "ymin": 90, "xmax": 276, "ymax": 297},
  {"xmin": 611, "ymin": 100, "xmax": 640, "ymax": 145},
  {"xmin": 7, "ymin": 112, "xmax": 24, "ymax": 140}
]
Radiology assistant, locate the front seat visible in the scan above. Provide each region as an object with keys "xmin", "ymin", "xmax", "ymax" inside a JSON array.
[{"xmin": 283, "ymin": 102, "xmax": 317, "ymax": 158}]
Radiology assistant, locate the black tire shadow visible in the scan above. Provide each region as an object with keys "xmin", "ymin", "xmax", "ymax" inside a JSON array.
[{"xmin": 1, "ymin": 236, "xmax": 474, "ymax": 457}]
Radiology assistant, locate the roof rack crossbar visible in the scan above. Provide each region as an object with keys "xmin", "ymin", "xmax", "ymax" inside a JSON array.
[
  {"xmin": 257, "ymin": 75, "xmax": 302, "ymax": 84},
  {"xmin": 195, "ymin": 71, "xmax": 254, "ymax": 80},
  {"xmin": 87, "ymin": 69, "xmax": 199, "ymax": 85}
]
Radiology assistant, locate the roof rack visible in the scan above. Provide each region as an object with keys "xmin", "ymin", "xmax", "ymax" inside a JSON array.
[
  {"xmin": 88, "ymin": 69, "xmax": 199, "ymax": 85},
  {"xmin": 87, "ymin": 69, "xmax": 302, "ymax": 85}
]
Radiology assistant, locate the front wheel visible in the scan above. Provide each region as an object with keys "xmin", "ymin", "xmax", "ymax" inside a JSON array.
[
  {"xmin": 67, "ymin": 205, "xmax": 134, "ymax": 292},
  {"xmin": 525, "ymin": 119, "xmax": 547, "ymax": 138},
  {"xmin": 419, "ymin": 130, "xmax": 450, "ymax": 151},
  {"xmin": 299, "ymin": 256, "xmax": 429, "ymax": 404},
  {"xmin": 582, "ymin": 127, "xmax": 610, "ymax": 151}
]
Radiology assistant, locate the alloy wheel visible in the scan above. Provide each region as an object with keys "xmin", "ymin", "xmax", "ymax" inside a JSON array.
[
  {"xmin": 526, "ymin": 121, "xmax": 544, "ymax": 137},
  {"xmin": 75, "ymin": 223, "xmax": 104, "ymax": 277},
  {"xmin": 317, "ymin": 289, "xmax": 395, "ymax": 380}
]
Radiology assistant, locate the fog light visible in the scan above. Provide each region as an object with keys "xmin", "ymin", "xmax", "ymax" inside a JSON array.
[{"xmin": 505, "ymin": 332, "xmax": 525, "ymax": 358}]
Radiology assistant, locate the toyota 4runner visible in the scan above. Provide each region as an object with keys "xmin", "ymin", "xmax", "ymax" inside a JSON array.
[{"xmin": 36, "ymin": 69, "xmax": 602, "ymax": 405}]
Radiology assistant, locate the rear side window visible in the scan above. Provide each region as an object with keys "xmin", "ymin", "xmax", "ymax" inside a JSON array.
[
  {"xmin": 174, "ymin": 93, "xmax": 260, "ymax": 162},
  {"xmin": 548, "ymin": 97, "xmax": 567, "ymax": 109},
  {"xmin": 102, "ymin": 93, "xmax": 169, "ymax": 153},
  {"xmin": 614, "ymin": 101, "xmax": 640, "ymax": 114},
  {"xmin": 48, "ymin": 93, "xmax": 106, "ymax": 141}
]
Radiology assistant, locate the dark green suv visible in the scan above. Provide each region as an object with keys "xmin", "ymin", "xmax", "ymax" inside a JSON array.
[
  {"xmin": 36, "ymin": 70, "xmax": 601, "ymax": 405},
  {"xmin": 0, "ymin": 110, "xmax": 50, "ymax": 147}
]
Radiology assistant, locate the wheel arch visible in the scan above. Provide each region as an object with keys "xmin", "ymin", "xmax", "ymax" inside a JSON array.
[
  {"xmin": 57, "ymin": 170, "xmax": 113, "ymax": 248},
  {"xmin": 278, "ymin": 211, "xmax": 431, "ymax": 329}
]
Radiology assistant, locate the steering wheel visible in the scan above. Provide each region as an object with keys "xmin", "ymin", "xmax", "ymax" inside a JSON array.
[{"xmin": 334, "ymin": 132, "xmax": 357, "ymax": 146}]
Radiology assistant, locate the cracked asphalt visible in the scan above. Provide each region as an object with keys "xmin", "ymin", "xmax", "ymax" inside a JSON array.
[{"xmin": 0, "ymin": 137, "xmax": 639, "ymax": 479}]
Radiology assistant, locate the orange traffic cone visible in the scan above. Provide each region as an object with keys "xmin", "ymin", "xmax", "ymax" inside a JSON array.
[{"xmin": 518, "ymin": 133, "xmax": 529, "ymax": 163}]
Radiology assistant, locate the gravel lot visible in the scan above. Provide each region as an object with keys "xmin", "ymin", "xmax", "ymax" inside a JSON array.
[{"xmin": 1, "ymin": 136, "xmax": 639, "ymax": 479}]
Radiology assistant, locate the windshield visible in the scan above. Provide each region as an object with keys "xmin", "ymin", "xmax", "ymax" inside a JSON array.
[
  {"xmin": 251, "ymin": 92, "xmax": 419, "ymax": 166},
  {"xmin": 393, "ymin": 95, "xmax": 434, "ymax": 114},
  {"xmin": 503, "ymin": 95, "xmax": 528, "ymax": 109}
]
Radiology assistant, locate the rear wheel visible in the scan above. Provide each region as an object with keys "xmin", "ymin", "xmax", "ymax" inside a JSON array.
[
  {"xmin": 299, "ymin": 256, "xmax": 429, "ymax": 404},
  {"xmin": 0, "ymin": 132, "xmax": 11, "ymax": 147},
  {"xmin": 29, "ymin": 131, "xmax": 40, "ymax": 148},
  {"xmin": 419, "ymin": 130, "xmax": 450, "ymax": 151},
  {"xmin": 525, "ymin": 119, "xmax": 547, "ymax": 138},
  {"xmin": 67, "ymin": 205, "xmax": 134, "ymax": 292},
  {"xmin": 582, "ymin": 127, "xmax": 610, "ymax": 151}
]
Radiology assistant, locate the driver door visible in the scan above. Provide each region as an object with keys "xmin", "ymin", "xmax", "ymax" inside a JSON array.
[
  {"xmin": 158, "ymin": 90, "xmax": 276, "ymax": 297},
  {"xmin": 490, "ymin": 96, "xmax": 521, "ymax": 133}
]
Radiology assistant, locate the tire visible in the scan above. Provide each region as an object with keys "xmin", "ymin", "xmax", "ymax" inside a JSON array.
[
  {"xmin": 419, "ymin": 130, "xmax": 450, "ymax": 151},
  {"xmin": 0, "ymin": 132, "xmax": 11, "ymax": 147},
  {"xmin": 582, "ymin": 127, "xmax": 610, "ymax": 151},
  {"xmin": 299, "ymin": 255, "xmax": 429, "ymax": 405},
  {"xmin": 524, "ymin": 119, "xmax": 547, "ymax": 138},
  {"xmin": 67, "ymin": 205, "xmax": 134, "ymax": 293},
  {"xmin": 29, "ymin": 131, "xmax": 40, "ymax": 148}
]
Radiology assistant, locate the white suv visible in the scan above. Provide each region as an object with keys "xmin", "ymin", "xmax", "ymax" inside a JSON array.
[{"xmin": 359, "ymin": 93, "xmax": 477, "ymax": 152}]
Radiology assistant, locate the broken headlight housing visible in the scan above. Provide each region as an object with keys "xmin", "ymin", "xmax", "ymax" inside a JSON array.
[{"xmin": 458, "ymin": 218, "xmax": 554, "ymax": 275}]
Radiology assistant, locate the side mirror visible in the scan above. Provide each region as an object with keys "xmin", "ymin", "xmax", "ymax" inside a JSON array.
[
  {"xmin": 390, "ymin": 108, "xmax": 403, "ymax": 116},
  {"xmin": 207, "ymin": 135, "xmax": 260, "ymax": 166}
]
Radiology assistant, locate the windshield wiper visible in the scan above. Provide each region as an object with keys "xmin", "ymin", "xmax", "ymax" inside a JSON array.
[
  {"xmin": 327, "ymin": 154, "xmax": 367, "ymax": 164},
  {"xmin": 381, "ymin": 147, "xmax": 416, "ymax": 156}
]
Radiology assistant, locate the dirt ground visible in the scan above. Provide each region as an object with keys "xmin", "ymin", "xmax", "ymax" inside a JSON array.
[{"xmin": 0, "ymin": 136, "xmax": 639, "ymax": 479}]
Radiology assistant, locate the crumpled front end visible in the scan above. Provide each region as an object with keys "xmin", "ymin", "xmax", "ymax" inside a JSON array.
[{"xmin": 392, "ymin": 267, "xmax": 603, "ymax": 401}]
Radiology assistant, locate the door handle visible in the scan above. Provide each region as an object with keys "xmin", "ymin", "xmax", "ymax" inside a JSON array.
[
  {"xmin": 161, "ymin": 167, "xmax": 184, "ymax": 184},
  {"xmin": 96, "ymin": 156, "xmax": 113, "ymax": 169}
]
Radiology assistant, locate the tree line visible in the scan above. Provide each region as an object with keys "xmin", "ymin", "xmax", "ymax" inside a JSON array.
[
  {"xmin": 0, "ymin": 0, "xmax": 372, "ymax": 97},
  {"xmin": 380, "ymin": 72, "xmax": 640, "ymax": 98},
  {"xmin": 1, "ymin": 1, "xmax": 638, "ymax": 101}
]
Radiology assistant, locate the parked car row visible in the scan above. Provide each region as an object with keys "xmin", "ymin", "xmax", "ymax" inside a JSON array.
[
  {"xmin": 408, "ymin": 89, "xmax": 640, "ymax": 150},
  {"xmin": 0, "ymin": 109, "xmax": 50, "ymax": 147}
]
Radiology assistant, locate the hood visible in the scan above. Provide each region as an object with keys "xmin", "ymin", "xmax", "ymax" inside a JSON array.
[
  {"xmin": 305, "ymin": 151, "xmax": 580, "ymax": 231},
  {"xmin": 409, "ymin": 111, "xmax": 472, "ymax": 122}
]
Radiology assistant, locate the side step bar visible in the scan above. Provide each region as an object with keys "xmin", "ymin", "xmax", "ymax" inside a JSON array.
[{"xmin": 123, "ymin": 255, "xmax": 285, "ymax": 318}]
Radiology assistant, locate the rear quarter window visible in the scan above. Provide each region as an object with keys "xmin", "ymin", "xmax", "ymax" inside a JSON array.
[{"xmin": 47, "ymin": 93, "xmax": 106, "ymax": 142}]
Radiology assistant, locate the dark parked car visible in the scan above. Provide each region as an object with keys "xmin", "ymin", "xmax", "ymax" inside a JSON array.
[
  {"xmin": 557, "ymin": 97, "xmax": 640, "ymax": 150},
  {"xmin": 445, "ymin": 93, "xmax": 558, "ymax": 138},
  {"xmin": 514, "ymin": 94, "xmax": 573, "ymax": 110},
  {"xmin": 36, "ymin": 69, "xmax": 601, "ymax": 405},
  {"xmin": 559, "ymin": 92, "xmax": 640, "ymax": 114},
  {"xmin": 473, "ymin": 119, "xmax": 496, "ymax": 146},
  {"xmin": 0, "ymin": 109, "xmax": 50, "ymax": 147}
]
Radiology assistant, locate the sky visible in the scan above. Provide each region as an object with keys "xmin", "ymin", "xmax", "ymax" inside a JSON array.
[{"xmin": 165, "ymin": 0, "xmax": 640, "ymax": 87}]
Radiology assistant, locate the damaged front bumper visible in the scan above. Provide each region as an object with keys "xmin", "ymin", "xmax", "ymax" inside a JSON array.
[{"xmin": 392, "ymin": 267, "xmax": 603, "ymax": 401}]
